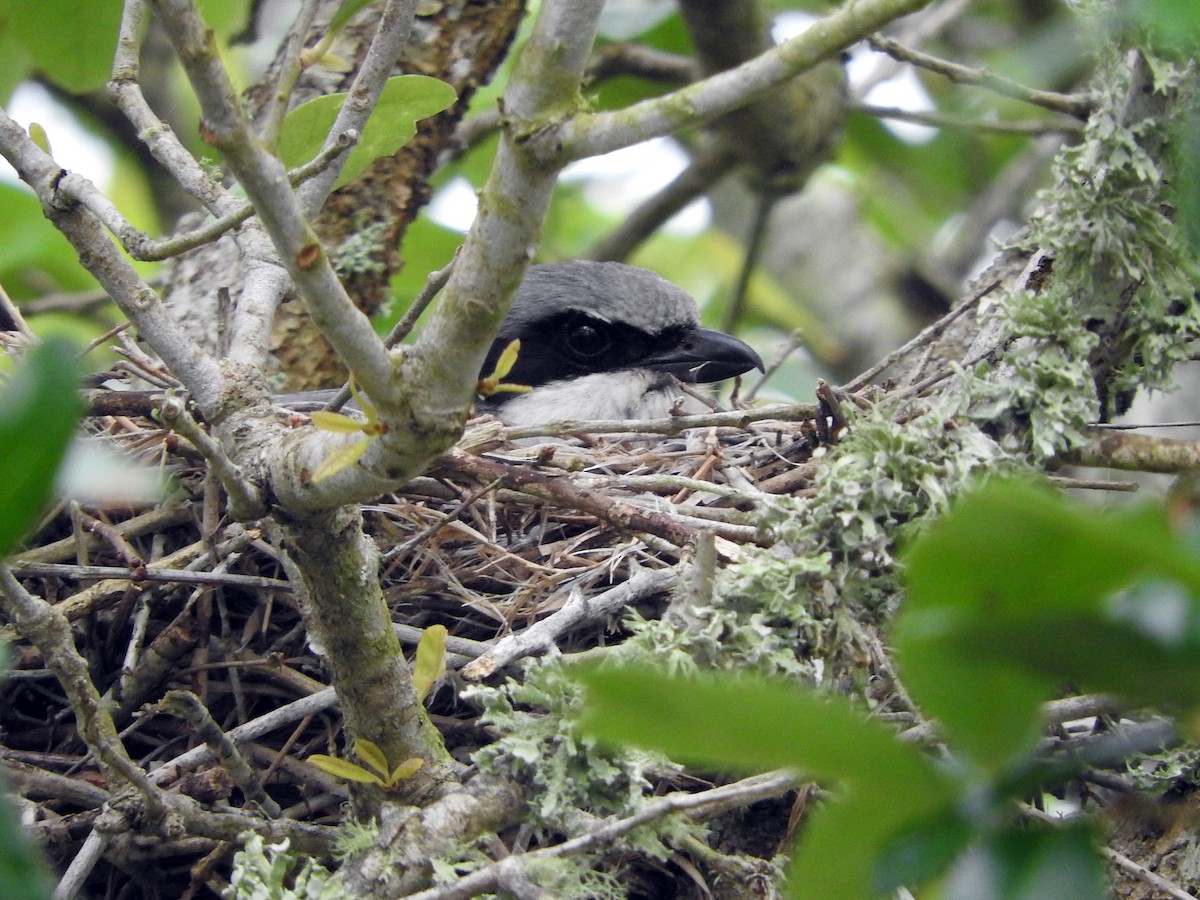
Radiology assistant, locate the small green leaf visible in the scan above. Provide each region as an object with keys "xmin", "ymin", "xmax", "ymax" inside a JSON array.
[
  {"xmin": 311, "ymin": 437, "xmax": 370, "ymax": 483},
  {"xmin": 310, "ymin": 410, "xmax": 367, "ymax": 433},
  {"xmin": 27, "ymin": 123, "xmax": 51, "ymax": 156},
  {"xmin": 277, "ymin": 75, "xmax": 457, "ymax": 188},
  {"xmin": 412, "ymin": 624, "xmax": 447, "ymax": 703},
  {"xmin": 478, "ymin": 340, "xmax": 532, "ymax": 397},
  {"xmin": 354, "ymin": 739, "xmax": 390, "ymax": 778},
  {"xmin": 0, "ymin": 339, "xmax": 83, "ymax": 557},
  {"xmin": 308, "ymin": 754, "xmax": 383, "ymax": 785}
]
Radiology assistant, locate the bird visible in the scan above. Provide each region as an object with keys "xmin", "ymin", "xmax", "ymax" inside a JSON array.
[
  {"xmin": 276, "ymin": 261, "xmax": 763, "ymax": 424},
  {"xmin": 475, "ymin": 261, "xmax": 762, "ymax": 425}
]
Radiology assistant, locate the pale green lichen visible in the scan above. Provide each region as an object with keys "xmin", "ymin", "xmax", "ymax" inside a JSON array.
[
  {"xmin": 623, "ymin": 404, "xmax": 1010, "ymax": 683},
  {"xmin": 224, "ymin": 832, "xmax": 337, "ymax": 900},
  {"xmin": 968, "ymin": 49, "xmax": 1200, "ymax": 460}
]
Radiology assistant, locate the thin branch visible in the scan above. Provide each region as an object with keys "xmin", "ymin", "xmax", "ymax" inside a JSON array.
[
  {"xmin": 1064, "ymin": 428, "xmax": 1200, "ymax": 474},
  {"xmin": 867, "ymin": 35, "xmax": 1095, "ymax": 120},
  {"xmin": 108, "ymin": 0, "xmax": 233, "ymax": 214},
  {"xmin": 404, "ymin": 771, "xmax": 800, "ymax": 900},
  {"xmin": 538, "ymin": 0, "xmax": 934, "ymax": 164},
  {"xmin": 498, "ymin": 401, "xmax": 818, "ymax": 442},
  {"xmin": 460, "ymin": 568, "xmax": 679, "ymax": 680},
  {"xmin": 296, "ymin": 0, "xmax": 419, "ymax": 217},
  {"xmin": 851, "ymin": 102, "xmax": 1083, "ymax": 135},
  {"xmin": 147, "ymin": 0, "xmax": 394, "ymax": 407},
  {"xmin": 160, "ymin": 395, "xmax": 265, "ymax": 517},
  {"xmin": 584, "ymin": 145, "xmax": 736, "ymax": 262},
  {"xmin": 0, "ymin": 565, "xmax": 165, "ymax": 817},
  {"xmin": 0, "ymin": 109, "xmax": 225, "ymax": 412}
]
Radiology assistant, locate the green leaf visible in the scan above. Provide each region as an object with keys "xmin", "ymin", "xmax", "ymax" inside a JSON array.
[
  {"xmin": 578, "ymin": 664, "xmax": 955, "ymax": 900},
  {"xmin": 412, "ymin": 624, "xmax": 447, "ymax": 703},
  {"xmin": 308, "ymin": 754, "xmax": 382, "ymax": 785},
  {"xmin": 6, "ymin": 0, "xmax": 123, "ymax": 94},
  {"xmin": 328, "ymin": 0, "xmax": 376, "ymax": 36},
  {"xmin": 0, "ymin": 339, "xmax": 82, "ymax": 557},
  {"xmin": 873, "ymin": 809, "xmax": 975, "ymax": 894},
  {"xmin": 944, "ymin": 823, "xmax": 1108, "ymax": 900},
  {"xmin": 277, "ymin": 75, "xmax": 457, "ymax": 189},
  {"xmin": 0, "ymin": 183, "xmax": 99, "ymax": 299},
  {"xmin": 895, "ymin": 478, "xmax": 1200, "ymax": 773},
  {"xmin": 354, "ymin": 739, "xmax": 390, "ymax": 779}
]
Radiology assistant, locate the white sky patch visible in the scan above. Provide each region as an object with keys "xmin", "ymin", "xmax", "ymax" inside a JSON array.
[
  {"xmin": 426, "ymin": 176, "xmax": 480, "ymax": 233},
  {"xmin": 429, "ymin": 137, "xmax": 712, "ymax": 236},
  {"xmin": 1, "ymin": 82, "xmax": 116, "ymax": 187},
  {"xmin": 561, "ymin": 137, "xmax": 711, "ymax": 235},
  {"xmin": 775, "ymin": 10, "xmax": 938, "ymax": 145}
]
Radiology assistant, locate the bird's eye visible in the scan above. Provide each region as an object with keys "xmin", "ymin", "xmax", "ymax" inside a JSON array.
[{"xmin": 564, "ymin": 320, "xmax": 611, "ymax": 357}]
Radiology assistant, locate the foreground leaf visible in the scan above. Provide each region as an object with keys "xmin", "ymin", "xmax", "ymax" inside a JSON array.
[{"xmin": 0, "ymin": 339, "xmax": 83, "ymax": 556}]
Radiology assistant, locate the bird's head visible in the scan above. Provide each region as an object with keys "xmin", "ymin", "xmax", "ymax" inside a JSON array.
[{"xmin": 477, "ymin": 261, "xmax": 763, "ymax": 425}]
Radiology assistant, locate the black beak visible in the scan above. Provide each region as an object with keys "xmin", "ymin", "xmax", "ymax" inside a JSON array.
[{"xmin": 642, "ymin": 327, "xmax": 764, "ymax": 384}]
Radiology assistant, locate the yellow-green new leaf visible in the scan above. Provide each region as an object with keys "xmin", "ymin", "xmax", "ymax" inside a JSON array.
[
  {"xmin": 388, "ymin": 758, "xmax": 424, "ymax": 785},
  {"xmin": 308, "ymin": 754, "xmax": 382, "ymax": 785},
  {"xmin": 310, "ymin": 410, "xmax": 366, "ymax": 433},
  {"xmin": 355, "ymin": 739, "xmax": 390, "ymax": 779},
  {"xmin": 311, "ymin": 437, "xmax": 370, "ymax": 483},
  {"xmin": 412, "ymin": 624, "xmax": 447, "ymax": 702}
]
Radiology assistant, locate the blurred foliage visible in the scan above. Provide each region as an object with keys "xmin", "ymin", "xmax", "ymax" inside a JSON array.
[
  {"xmin": 581, "ymin": 478, "xmax": 1200, "ymax": 898},
  {"xmin": 0, "ymin": 338, "xmax": 83, "ymax": 557}
]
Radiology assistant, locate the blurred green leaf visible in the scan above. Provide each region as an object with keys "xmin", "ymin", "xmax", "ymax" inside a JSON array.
[
  {"xmin": 578, "ymin": 664, "xmax": 956, "ymax": 899},
  {"xmin": 328, "ymin": 0, "xmax": 376, "ymax": 37},
  {"xmin": 195, "ymin": 0, "xmax": 252, "ymax": 38},
  {"xmin": 873, "ymin": 810, "xmax": 975, "ymax": 894},
  {"xmin": 277, "ymin": 75, "xmax": 457, "ymax": 189},
  {"xmin": 943, "ymin": 824, "xmax": 1108, "ymax": 900},
  {"xmin": 0, "ymin": 338, "xmax": 83, "ymax": 557},
  {"xmin": 5, "ymin": 0, "xmax": 122, "ymax": 94},
  {"xmin": 0, "ymin": 777, "xmax": 52, "ymax": 900},
  {"xmin": 0, "ymin": 184, "xmax": 99, "ymax": 299},
  {"xmin": 895, "ymin": 478, "xmax": 1200, "ymax": 773}
]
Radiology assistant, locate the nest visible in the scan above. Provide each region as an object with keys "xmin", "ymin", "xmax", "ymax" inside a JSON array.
[{"xmin": 3, "ymin": 389, "xmax": 833, "ymax": 897}]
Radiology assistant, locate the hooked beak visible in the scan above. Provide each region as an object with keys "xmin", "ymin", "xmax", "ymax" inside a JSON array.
[{"xmin": 642, "ymin": 327, "xmax": 764, "ymax": 384}]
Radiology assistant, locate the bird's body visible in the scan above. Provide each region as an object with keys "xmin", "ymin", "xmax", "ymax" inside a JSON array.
[{"xmin": 277, "ymin": 261, "xmax": 762, "ymax": 424}]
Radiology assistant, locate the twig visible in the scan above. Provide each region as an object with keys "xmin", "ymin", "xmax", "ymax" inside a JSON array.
[
  {"xmin": 161, "ymin": 395, "xmax": 265, "ymax": 517},
  {"xmin": 296, "ymin": 0, "xmax": 420, "ymax": 217},
  {"xmin": 867, "ymin": 35, "xmax": 1094, "ymax": 120},
  {"xmin": 584, "ymin": 147, "xmax": 736, "ymax": 263},
  {"xmin": 538, "ymin": 0, "xmax": 935, "ymax": 164},
  {"xmin": 461, "ymin": 568, "xmax": 679, "ymax": 680},
  {"xmin": 841, "ymin": 280, "xmax": 996, "ymax": 392},
  {"xmin": 0, "ymin": 565, "xmax": 166, "ymax": 817},
  {"xmin": 1064, "ymin": 428, "xmax": 1200, "ymax": 475},
  {"xmin": 323, "ymin": 250, "xmax": 459, "ymax": 412},
  {"xmin": 499, "ymin": 401, "xmax": 818, "ymax": 442},
  {"xmin": 403, "ymin": 771, "xmax": 799, "ymax": 900},
  {"xmin": 852, "ymin": 102, "xmax": 1083, "ymax": 135},
  {"xmin": 8, "ymin": 562, "xmax": 290, "ymax": 591},
  {"xmin": 158, "ymin": 690, "xmax": 282, "ymax": 817}
]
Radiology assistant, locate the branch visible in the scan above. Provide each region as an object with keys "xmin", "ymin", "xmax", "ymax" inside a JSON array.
[
  {"xmin": 868, "ymin": 35, "xmax": 1095, "ymax": 119},
  {"xmin": 538, "ymin": 0, "xmax": 934, "ymax": 163},
  {"xmin": 0, "ymin": 110, "xmax": 225, "ymax": 412},
  {"xmin": 1064, "ymin": 428, "xmax": 1200, "ymax": 474},
  {"xmin": 147, "ymin": 0, "xmax": 394, "ymax": 405}
]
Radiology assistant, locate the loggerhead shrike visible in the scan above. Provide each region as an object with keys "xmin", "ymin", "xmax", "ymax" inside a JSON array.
[
  {"xmin": 476, "ymin": 261, "xmax": 762, "ymax": 425},
  {"xmin": 277, "ymin": 261, "xmax": 762, "ymax": 424}
]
